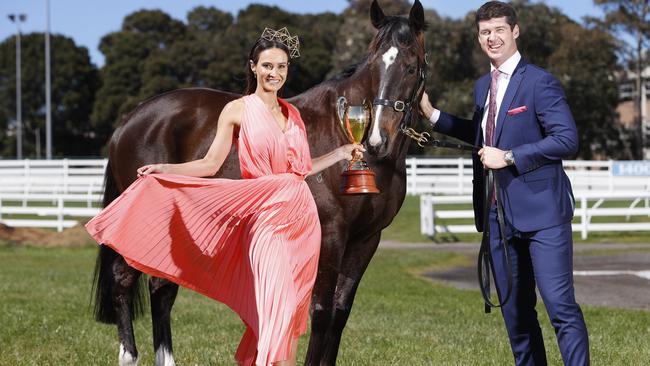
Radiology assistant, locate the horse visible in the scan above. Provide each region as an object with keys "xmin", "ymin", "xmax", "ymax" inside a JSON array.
[{"xmin": 91, "ymin": 1, "xmax": 427, "ymax": 365}]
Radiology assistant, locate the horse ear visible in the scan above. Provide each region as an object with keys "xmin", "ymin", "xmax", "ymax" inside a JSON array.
[
  {"xmin": 370, "ymin": 0, "xmax": 386, "ymax": 29},
  {"xmin": 409, "ymin": 0, "xmax": 425, "ymax": 33}
]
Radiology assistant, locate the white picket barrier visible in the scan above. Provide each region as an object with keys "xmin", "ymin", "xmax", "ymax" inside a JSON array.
[
  {"xmin": 420, "ymin": 192, "xmax": 650, "ymax": 239},
  {"xmin": 2, "ymin": 158, "xmax": 650, "ymax": 236},
  {"xmin": 0, "ymin": 159, "xmax": 106, "ymax": 231},
  {"xmin": 406, "ymin": 158, "xmax": 650, "ymax": 195}
]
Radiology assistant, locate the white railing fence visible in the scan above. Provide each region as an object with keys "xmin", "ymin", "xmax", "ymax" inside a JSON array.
[
  {"xmin": 420, "ymin": 192, "xmax": 650, "ymax": 240},
  {"xmin": 2, "ymin": 158, "xmax": 650, "ymax": 238},
  {"xmin": 0, "ymin": 159, "xmax": 106, "ymax": 231},
  {"xmin": 406, "ymin": 158, "xmax": 650, "ymax": 195}
]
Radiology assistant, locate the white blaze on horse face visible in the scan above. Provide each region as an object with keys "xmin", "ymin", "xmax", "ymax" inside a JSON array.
[
  {"xmin": 369, "ymin": 105, "xmax": 384, "ymax": 146},
  {"xmin": 155, "ymin": 346, "xmax": 176, "ymax": 366},
  {"xmin": 382, "ymin": 46, "xmax": 399, "ymax": 71},
  {"xmin": 119, "ymin": 343, "xmax": 139, "ymax": 366},
  {"xmin": 369, "ymin": 47, "xmax": 399, "ymax": 146}
]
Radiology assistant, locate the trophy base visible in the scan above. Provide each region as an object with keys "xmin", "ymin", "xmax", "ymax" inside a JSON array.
[{"xmin": 341, "ymin": 169, "xmax": 380, "ymax": 195}]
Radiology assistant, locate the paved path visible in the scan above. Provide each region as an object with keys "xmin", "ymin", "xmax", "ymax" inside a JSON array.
[{"xmin": 379, "ymin": 241, "xmax": 650, "ymax": 311}]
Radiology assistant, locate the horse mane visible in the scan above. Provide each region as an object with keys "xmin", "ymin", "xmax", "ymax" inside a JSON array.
[
  {"xmin": 368, "ymin": 16, "xmax": 426, "ymax": 65},
  {"xmin": 326, "ymin": 16, "xmax": 426, "ymax": 84},
  {"xmin": 329, "ymin": 57, "xmax": 368, "ymax": 82}
]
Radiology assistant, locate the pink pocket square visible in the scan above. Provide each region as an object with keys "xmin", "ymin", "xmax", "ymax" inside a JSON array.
[{"xmin": 507, "ymin": 106, "xmax": 528, "ymax": 116}]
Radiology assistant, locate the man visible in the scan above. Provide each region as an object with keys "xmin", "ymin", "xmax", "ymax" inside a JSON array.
[{"xmin": 419, "ymin": 1, "xmax": 589, "ymax": 365}]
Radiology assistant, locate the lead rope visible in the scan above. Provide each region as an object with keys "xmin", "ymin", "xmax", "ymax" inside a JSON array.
[{"xmin": 397, "ymin": 63, "xmax": 513, "ymax": 312}]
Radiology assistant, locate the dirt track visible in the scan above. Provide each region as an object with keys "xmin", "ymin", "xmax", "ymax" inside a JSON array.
[{"xmin": 380, "ymin": 242, "xmax": 650, "ymax": 311}]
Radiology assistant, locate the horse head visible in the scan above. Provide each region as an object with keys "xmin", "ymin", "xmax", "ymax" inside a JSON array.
[{"xmin": 365, "ymin": 0, "xmax": 426, "ymax": 159}]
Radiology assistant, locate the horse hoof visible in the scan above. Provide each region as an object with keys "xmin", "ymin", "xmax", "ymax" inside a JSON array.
[
  {"xmin": 155, "ymin": 346, "xmax": 176, "ymax": 366},
  {"xmin": 119, "ymin": 343, "xmax": 139, "ymax": 366}
]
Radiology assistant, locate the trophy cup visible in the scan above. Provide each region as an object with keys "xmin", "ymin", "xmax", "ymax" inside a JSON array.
[{"xmin": 337, "ymin": 97, "xmax": 380, "ymax": 194}]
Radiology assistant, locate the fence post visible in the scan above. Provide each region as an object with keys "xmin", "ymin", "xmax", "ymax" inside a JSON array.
[
  {"xmin": 420, "ymin": 195, "xmax": 434, "ymax": 236},
  {"xmin": 22, "ymin": 159, "xmax": 30, "ymax": 207},
  {"xmin": 410, "ymin": 157, "xmax": 418, "ymax": 195},
  {"xmin": 62, "ymin": 158, "xmax": 69, "ymax": 195},
  {"xmin": 581, "ymin": 197, "xmax": 588, "ymax": 240},
  {"xmin": 57, "ymin": 196, "xmax": 64, "ymax": 233},
  {"xmin": 608, "ymin": 160, "xmax": 614, "ymax": 192},
  {"xmin": 458, "ymin": 157, "xmax": 464, "ymax": 195},
  {"xmin": 87, "ymin": 181, "xmax": 94, "ymax": 208}
]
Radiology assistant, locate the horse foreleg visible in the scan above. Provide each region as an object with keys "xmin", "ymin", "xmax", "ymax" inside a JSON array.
[
  {"xmin": 305, "ymin": 222, "xmax": 347, "ymax": 366},
  {"xmin": 112, "ymin": 257, "xmax": 142, "ymax": 366},
  {"xmin": 149, "ymin": 277, "xmax": 179, "ymax": 366},
  {"xmin": 321, "ymin": 233, "xmax": 381, "ymax": 366}
]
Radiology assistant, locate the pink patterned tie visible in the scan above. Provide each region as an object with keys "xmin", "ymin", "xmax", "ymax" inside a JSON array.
[
  {"xmin": 485, "ymin": 69, "xmax": 501, "ymax": 147},
  {"xmin": 485, "ymin": 69, "xmax": 501, "ymax": 204}
]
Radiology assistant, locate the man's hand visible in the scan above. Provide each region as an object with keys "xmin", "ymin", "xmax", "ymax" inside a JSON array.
[
  {"xmin": 478, "ymin": 146, "xmax": 508, "ymax": 169},
  {"xmin": 419, "ymin": 91, "xmax": 436, "ymax": 120}
]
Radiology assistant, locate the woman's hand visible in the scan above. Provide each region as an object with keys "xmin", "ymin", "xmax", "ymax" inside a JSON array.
[
  {"xmin": 337, "ymin": 143, "xmax": 366, "ymax": 161},
  {"xmin": 137, "ymin": 163, "xmax": 167, "ymax": 176}
]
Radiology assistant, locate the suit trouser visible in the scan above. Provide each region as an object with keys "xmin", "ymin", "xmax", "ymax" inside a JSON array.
[{"xmin": 488, "ymin": 205, "xmax": 590, "ymax": 366}]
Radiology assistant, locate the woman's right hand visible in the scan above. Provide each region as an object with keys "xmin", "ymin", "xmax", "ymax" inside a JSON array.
[
  {"xmin": 337, "ymin": 143, "xmax": 365, "ymax": 161},
  {"xmin": 137, "ymin": 163, "xmax": 167, "ymax": 176}
]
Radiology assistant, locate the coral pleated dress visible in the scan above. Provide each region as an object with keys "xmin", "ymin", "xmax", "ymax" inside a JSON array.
[{"xmin": 86, "ymin": 94, "xmax": 321, "ymax": 366}]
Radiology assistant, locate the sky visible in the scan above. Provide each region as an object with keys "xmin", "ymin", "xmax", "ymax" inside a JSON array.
[{"xmin": 0, "ymin": 1, "xmax": 604, "ymax": 67}]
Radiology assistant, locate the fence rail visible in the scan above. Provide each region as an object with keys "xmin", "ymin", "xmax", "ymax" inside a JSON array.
[
  {"xmin": 406, "ymin": 158, "xmax": 650, "ymax": 195},
  {"xmin": 0, "ymin": 159, "xmax": 106, "ymax": 231},
  {"xmin": 2, "ymin": 158, "xmax": 650, "ymax": 237},
  {"xmin": 420, "ymin": 192, "xmax": 650, "ymax": 239}
]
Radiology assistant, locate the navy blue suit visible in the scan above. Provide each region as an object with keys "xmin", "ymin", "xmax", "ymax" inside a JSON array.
[{"xmin": 434, "ymin": 58, "xmax": 589, "ymax": 365}]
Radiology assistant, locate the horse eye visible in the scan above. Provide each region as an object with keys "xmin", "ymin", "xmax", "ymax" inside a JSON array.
[{"xmin": 407, "ymin": 66, "xmax": 417, "ymax": 74}]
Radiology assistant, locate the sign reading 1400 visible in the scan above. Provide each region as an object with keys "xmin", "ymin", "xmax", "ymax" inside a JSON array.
[{"xmin": 612, "ymin": 161, "xmax": 650, "ymax": 176}]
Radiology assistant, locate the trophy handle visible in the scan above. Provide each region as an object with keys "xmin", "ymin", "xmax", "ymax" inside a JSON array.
[
  {"xmin": 337, "ymin": 96, "xmax": 350, "ymax": 140},
  {"xmin": 363, "ymin": 99, "xmax": 373, "ymax": 142}
]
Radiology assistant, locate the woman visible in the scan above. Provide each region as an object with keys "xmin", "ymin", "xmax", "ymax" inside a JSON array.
[{"xmin": 86, "ymin": 28, "xmax": 362, "ymax": 366}]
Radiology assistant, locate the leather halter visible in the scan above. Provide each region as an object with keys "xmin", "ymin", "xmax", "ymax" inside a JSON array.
[{"xmin": 372, "ymin": 58, "xmax": 427, "ymax": 135}]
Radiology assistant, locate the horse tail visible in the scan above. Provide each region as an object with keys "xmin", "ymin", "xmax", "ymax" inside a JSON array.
[{"xmin": 91, "ymin": 160, "xmax": 147, "ymax": 324}]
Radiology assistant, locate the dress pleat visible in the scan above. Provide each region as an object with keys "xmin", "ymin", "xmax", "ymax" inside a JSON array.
[{"xmin": 86, "ymin": 94, "xmax": 321, "ymax": 366}]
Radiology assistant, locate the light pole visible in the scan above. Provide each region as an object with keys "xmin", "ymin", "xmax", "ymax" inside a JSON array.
[
  {"xmin": 45, "ymin": 0, "xmax": 52, "ymax": 159},
  {"xmin": 8, "ymin": 13, "xmax": 26, "ymax": 159}
]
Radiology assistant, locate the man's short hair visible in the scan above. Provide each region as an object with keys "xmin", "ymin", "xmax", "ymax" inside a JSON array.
[{"xmin": 475, "ymin": 1, "xmax": 518, "ymax": 30}]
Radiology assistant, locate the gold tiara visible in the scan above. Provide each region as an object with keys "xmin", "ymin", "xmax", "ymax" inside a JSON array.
[{"xmin": 260, "ymin": 27, "xmax": 300, "ymax": 59}]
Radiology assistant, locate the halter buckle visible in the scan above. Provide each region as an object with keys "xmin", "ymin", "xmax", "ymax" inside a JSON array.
[{"xmin": 394, "ymin": 101, "xmax": 405, "ymax": 112}]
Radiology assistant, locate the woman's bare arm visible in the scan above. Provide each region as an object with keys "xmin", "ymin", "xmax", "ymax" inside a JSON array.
[{"xmin": 137, "ymin": 99, "xmax": 243, "ymax": 177}]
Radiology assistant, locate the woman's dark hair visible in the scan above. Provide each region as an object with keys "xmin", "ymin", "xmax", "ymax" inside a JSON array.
[
  {"xmin": 475, "ymin": 1, "xmax": 517, "ymax": 30},
  {"xmin": 244, "ymin": 38, "xmax": 291, "ymax": 95}
]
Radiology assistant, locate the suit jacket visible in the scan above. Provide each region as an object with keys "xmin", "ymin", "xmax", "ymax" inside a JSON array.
[{"xmin": 434, "ymin": 58, "xmax": 578, "ymax": 233}]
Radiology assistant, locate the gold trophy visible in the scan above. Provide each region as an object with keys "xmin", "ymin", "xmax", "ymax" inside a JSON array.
[{"xmin": 337, "ymin": 97, "xmax": 380, "ymax": 194}]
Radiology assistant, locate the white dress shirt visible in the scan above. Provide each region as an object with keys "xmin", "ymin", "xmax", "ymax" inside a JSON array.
[{"xmin": 480, "ymin": 51, "xmax": 521, "ymax": 144}]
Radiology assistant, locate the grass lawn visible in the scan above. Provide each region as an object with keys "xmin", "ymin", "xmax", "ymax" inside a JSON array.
[
  {"xmin": 1, "ymin": 244, "xmax": 649, "ymax": 365},
  {"xmin": 382, "ymin": 195, "xmax": 650, "ymax": 244}
]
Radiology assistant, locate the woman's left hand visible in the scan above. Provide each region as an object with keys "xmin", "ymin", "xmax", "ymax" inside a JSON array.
[{"xmin": 337, "ymin": 143, "xmax": 366, "ymax": 161}]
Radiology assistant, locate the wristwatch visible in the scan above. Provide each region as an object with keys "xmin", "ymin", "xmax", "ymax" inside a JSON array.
[{"xmin": 504, "ymin": 150, "xmax": 515, "ymax": 166}]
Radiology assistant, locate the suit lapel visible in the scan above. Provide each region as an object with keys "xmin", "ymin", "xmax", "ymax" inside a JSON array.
[{"xmin": 494, "ymin": 59, "xmax": 527, "ymax": 146}]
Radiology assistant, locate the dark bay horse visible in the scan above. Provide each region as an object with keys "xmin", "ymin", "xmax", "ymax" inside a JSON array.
[{"xmin": 92, "ymin": 1, "xmax": 427, "ymax": 365}]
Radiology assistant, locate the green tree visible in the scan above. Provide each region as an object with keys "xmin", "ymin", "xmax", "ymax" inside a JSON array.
[
  {"xmin": 594, "ymin": 0, "xmax": 650, "ymax": 159},
  {"xmin": 548, "ymin": 21, "xmax": 629, "ymax": 159},
  {"xmin": 330, "ymin": 0, "xmax": 412, "ymax": 76},
  {"xmin": 0, "ymin": 33, "xmax": 99, "ymax": 157},
  {"xmin": 91, "ymin": 10, "xmax": 186, "ymax": 137}
]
